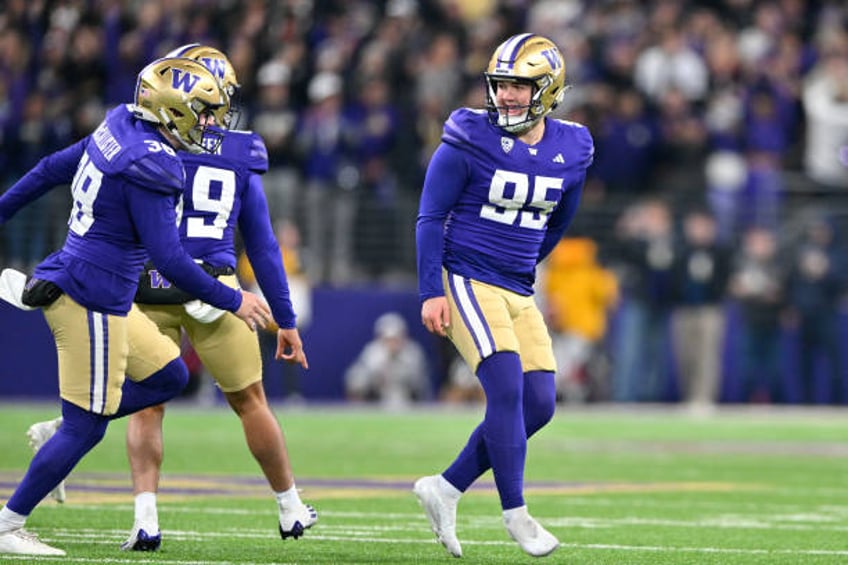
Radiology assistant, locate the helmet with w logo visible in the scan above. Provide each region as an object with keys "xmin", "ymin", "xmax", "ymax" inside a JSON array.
[
  {"xmin": 484, "ymin": 34, "xmax": 568, "ymax": 134},
  {"xmin": 165, "ymin": 43, "xmax": 242, "ymax": 129},
  {"xmin": 133, "ymin": 57, "xmax": 228, "ymax": 153}
]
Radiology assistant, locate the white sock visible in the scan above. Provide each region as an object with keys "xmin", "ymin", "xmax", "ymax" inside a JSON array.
[
  {"xmin": 438, "ymin": 475, "xmax": 462, "ymax": 501},
  {"xmin": 0, "ymin": 506, "xmax": 27, "ymax": 533},
  {"xmin": 134, "ymin": 492, "xmax": 159, "ymax": 533},
  {"xmin": 503, "ymin": 505, "xmax": 529, "ymax": 524},
  {"xmin": 275, "ymin": 484, "xmax": 303, "ymax": 511}
]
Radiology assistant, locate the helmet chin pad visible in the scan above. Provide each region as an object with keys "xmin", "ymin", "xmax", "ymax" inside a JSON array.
[{"xmin": 496, "ymin": 107, "xmax": 535, "ymax": 133}]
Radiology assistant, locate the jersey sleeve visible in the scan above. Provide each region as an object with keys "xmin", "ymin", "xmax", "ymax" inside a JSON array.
[
  {"xmin": 416, "ymin": 142, "xmax": 469, "ymax": 301},
  {"xmin": 0, "ymin": 139, "xmax": 86, "ymax": 223},
  {"xmin": 441, "ymin": 108, "xmax": 485, "ymax": 150},
  {"xmin": 239, "ymin": 172, "xmax": 296, "ymax": 328}
]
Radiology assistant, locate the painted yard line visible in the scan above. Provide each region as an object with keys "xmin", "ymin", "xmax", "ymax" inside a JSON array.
[
  {"xmin": 44, "ymin": 516, "xmax": 848, "ymax": 540},
  {"xmin": 23, "ymin": 532, "xmax": 848, "ymax": 560},
  {"xmin": 48, "ymin": 507, "xmax": 848, "ymax": 530},
  {"xmin": 71, "ymin": 498, "xmax": 848, "ymax": 516}
]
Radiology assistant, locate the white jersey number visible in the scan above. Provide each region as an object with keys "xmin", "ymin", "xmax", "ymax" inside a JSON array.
[
  {"xmin": 184, "ymin": 165, "xmax": 236, "ymax": 240},
  {"xmin": 68, "ymin": 153, "xmax": 103, "ymax": 236},
  {"xmin": 480, "ymin": 170, "xmax": 563, "ymax": 229}
]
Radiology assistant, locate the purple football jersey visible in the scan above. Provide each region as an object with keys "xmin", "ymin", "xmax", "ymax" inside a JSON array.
[
  {"xmin": 417, "ymin": 108, "xmax": 594, "ymax": 299},
  {"xmin": 175, "ymin": 130, "xmax": 296, "ymax": 328}
]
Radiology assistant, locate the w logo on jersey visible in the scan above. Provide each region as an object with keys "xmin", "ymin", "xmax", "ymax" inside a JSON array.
[{"xmin": 171, "ymin": 68, "xmax": 202, "ymax": 93}]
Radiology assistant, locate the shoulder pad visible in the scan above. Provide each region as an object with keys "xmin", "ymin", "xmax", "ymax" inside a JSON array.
[
  {"xmin": 88, "ymin": 106, "xmax": 185, "ymax": 193},
  {"xmin": 442, "ymin": 108, "xmax": 488, "ymax": 148},
  {"xmin": 552, "ymin": 119, "xmax": 595, "ymax": 169},
  {"xmin": 219, "ymin": 130, "xmax": 269, "ymax": 174}
]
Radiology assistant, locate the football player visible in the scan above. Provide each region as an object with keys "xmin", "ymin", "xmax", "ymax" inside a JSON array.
[
  {"xmin": 413, "ymin": 34, "xmax": 594, "ymax": 558},
  {"xmin": 26, "ymin": 45, "xmax": 317, "ymax": 552},
  {"xmin": 0, "ymin": 58, "xmax": 271, "ymax": 557},
  {"xmin": 122, "ymin": 43, "xmax": 316, "ymax": 550}
]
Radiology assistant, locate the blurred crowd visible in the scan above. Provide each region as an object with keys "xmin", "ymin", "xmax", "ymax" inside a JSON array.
[
  {"xmin": 2, "ymin": 0, "xmax": 848, "ymax": 404},
  {"xmin": 538, "ymin": 202, "xmax": 847, "ymax": 407},
  {"xmin": 3, "ymin": 0, "xmax": 848, "ymax": 281}
]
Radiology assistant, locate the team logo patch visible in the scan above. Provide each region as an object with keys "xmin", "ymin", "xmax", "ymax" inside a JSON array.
[{"xmin": 501, "ymin": 137, "xmax": 514, "ymax": 153}]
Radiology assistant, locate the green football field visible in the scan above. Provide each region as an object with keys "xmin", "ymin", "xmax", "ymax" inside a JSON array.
[{"xmin": 1, "ymin": 403, "xmax": 847, "ymax": 564}]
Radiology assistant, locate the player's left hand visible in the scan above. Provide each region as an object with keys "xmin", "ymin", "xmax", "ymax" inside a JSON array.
[{"xmin": 276, "ymin": 327, "xmax": 309, "ymax": 369}]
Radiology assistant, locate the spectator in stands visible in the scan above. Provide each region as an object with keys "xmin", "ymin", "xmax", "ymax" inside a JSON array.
[
  {"xmin": 728, "ymin": 226, "xmax": 787, "ymax": 403},
  {"xmin": 540, "ymin": 237, "xmax": 619, "ymax": 403},
  {"xmin": 344, "ymin": 312, "xmax": 430, "ymax": 409},
  {"xmin": 633, "ymin": 27, "xmax": 709, "ymax": 104},
  {"xmin": 294, "ymin": 71, "xmax": 356, "ymax": 285},
  {"xmin": 609, "ymin": 199, "xmax": 677, "ymax": 402},
  {"xmin": 251, "ymin": 59, "xmax": 300, "ymax": 225},
  {"xmin": 801, "ymin": 37, "xmax": 848, "ymax": 190},
  {"xmin": 592, "ymin": 87, "xmax": 660, "ymax": 197},
  {"xmin": 345, "ymin": 75, "xmax": 402, "ymax": 280},
  {"xmin": 783, "ymin": 212, "xmax": 847, "ymax": 404},
  {"xmin": 671, "ymin": 207, "xmax": 732, "ymax": 409}
]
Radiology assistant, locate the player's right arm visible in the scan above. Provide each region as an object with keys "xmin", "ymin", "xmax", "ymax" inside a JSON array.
[
  {"xmin": 416, "ymin": 142, "xmax": 468, "ymax": 335},
  {"xmin": 0, "ymin": 140, "xmax": 86, "ymax": 224},
  {"xmin": 124, "ymin": 140, "xmax": 271, "ymax": 328},
  {"xmin": 130, "ymin": 189, "xmax": 271, "ymax": 329}
]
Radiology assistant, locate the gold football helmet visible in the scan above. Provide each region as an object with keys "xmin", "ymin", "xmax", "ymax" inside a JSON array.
[
  {"xmin": 133, "ymin": 57, "xmax": 228, "ymax": 153},
  {"xmin": 484, "ymin": 33, "xmax": 568, "ymax": 134},
  {"xmin": 166, "ymin": 43, "xmax": 241, "ymax": 129}
]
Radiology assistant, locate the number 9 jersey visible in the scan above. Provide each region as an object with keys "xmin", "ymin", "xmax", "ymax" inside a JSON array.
[{"xmin": 416, "ymin": 108, "xmax": 594, "ymax": 301}]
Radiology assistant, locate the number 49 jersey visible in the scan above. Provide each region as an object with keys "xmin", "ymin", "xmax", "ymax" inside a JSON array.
[
  {"xmin": 177, "ymin": 129, "xmax": 269, "ymax": 267},
  {"xmin": 174, "ymin": 129, "xmax": 296, "ymax": 328},
  {"xmin": 417, "ymin": 108, "xmax": 594, "ymax": 299}
]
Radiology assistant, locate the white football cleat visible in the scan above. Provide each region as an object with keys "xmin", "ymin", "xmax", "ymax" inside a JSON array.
[
  {"xmin": 120, "ymin": 525, "xmax": 161, "ymax": 551},
  {"xmin": 279, "ymin": 503, "xmax": 317, "ymax": 540},
  {"xmin": 0, "ymin": 528, "xmax": 65, "ymax": 556},
  {"xmin": 504, "ymin": 506, "xmax": 560, "ymax": 557},
  {"xmin": 413, "ymin": 475, "xmax": 462, "ymax": 558},
  {"xmin": 26, "ymin": 417, "xmax": 66, "ymax": 503}
]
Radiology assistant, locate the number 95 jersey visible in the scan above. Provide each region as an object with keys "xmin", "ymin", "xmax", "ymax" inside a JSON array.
[{"xmin": 417, "ymin": 108, "xmax": 594, "ymax": 299}]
